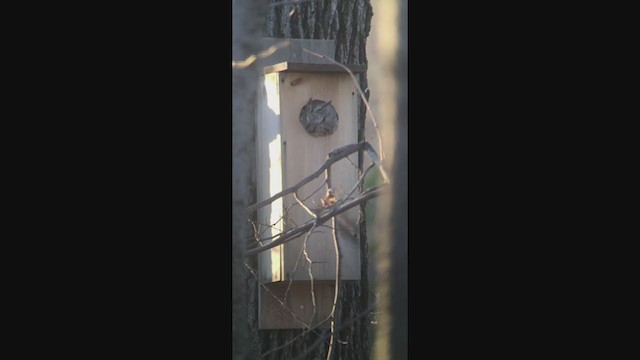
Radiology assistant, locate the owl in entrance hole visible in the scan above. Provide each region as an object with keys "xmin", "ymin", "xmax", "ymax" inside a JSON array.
[{"xmin": 299, "ymin": 98, "xmax": 339, "ymax": 137}]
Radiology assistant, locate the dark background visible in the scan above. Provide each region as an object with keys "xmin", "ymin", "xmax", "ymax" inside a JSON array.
[{"xmin": 7, "ymin": 2, "xmax": 633, "ymax": 358}]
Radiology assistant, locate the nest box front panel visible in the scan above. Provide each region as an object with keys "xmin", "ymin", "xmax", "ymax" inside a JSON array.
[{"xmin": 278, "ymin": 71, "xmax": 361, "ymax": 282}]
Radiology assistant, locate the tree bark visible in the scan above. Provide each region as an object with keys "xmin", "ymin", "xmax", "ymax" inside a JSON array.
[
  {"xmin": 233, "ymin": 1, "xmax": 266, "ymax": 359},
  {"xmin": 253, "ymin": 1, "xmax": 374, "ymax": 359}
]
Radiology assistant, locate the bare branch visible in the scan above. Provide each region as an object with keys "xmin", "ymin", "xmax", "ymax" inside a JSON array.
[
  {"xmin": 244, "ymin": 263, "xmax": 314, "ymax": 330},
  {"xmin": 322, "ymin": 158, "xmax": 340, "ymax": 359},
  {"xmin": 257, "ymin": 222, "xmax": 345, "ymax": 359},
  {"xmin": 302, "ymin": 48, "xmax": 387, "ymax": 163},
  {"xmin": 292, "ymin": 301, "xmax": 379, "ymax": 360},
  {"xmin": 302, "ymin": 224, "xmax": 317, "ymax": 325},
  {"xmin": 247, "ymin": 142, "xmax": 370, "ymax": 213},
  {"xmin": 282, "ymin": 239, "xmax": 306, "ymax": 305},
  {"xmin": 364, "ymin": 142, "xmax": 389, "ymax": 183},
  {"xmin": 302, "ymin": 177, "xmax": 328, "ymax": 203},
  {"xmin": 342, "ymin": 163, "xmax": 375, "ymax": 205},
  {"xmin": 294, "ymin": 192, "xmax": 317, "ymax": 218},
  {"xmin": 245, "ymin": 185, "xmax": 385, "ymax": 257},
  {"xmin": 344, "ymin": 153, "xmax": 359, "ymax": 170},
  {"xmin": 232, "ymin": 41, "xmax": 291, "ymax": 69},
  {"xmin": 248, "ymin": 195, "xmax": 303, "ymax": 246},
  {"xmin": 325, "ymin": 215, "xmax": 342, "ymax": 359},
  {"xmin": 249, "ymin": 219, "xmax": 265, "ymax": 248},
  {"xmin": 259, "ymin": 312, "xmax": 333, "ymax": 359},
  {"xmin": 259, "ymin": 327, "xmax": 317, "ymax": 358},
  {"xmin": 278, "ymin": 194, "xmax": 324, "ymax": 332},
  {"xmin": 245, "ymin": 224, "xmax": 324, "ymax": 251}
]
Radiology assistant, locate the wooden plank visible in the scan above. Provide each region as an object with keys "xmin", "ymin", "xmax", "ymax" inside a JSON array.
[
  {"xmin": 256, "ymin": 73, "xmax": 284, "ymax": 283},
  {"xmin": 279, "ymin": 72, "xmax": 361, "ymax": 281},
  {"xmin": 259, "ymin": 281, "xmax": 335, "ymax": 329},
  {"xmin": 264, "ymin": 61, "xmax": 367, "ymax": 74}
]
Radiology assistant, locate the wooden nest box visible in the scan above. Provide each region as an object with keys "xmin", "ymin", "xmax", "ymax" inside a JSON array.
[{"xmin": 254, "ymin": 39, "xmax": 366, "ymax": 329}]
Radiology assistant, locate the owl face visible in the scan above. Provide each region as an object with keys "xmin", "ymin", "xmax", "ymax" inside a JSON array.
[{"xmin": 299, "ymin": 98, "xmax": 339, "ymax": 137}]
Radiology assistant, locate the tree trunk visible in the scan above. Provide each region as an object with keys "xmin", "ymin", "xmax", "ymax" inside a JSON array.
[
  {"xmin": 372, "ymin": 0, "xmax": 407, "ymax": 359},
  {"xmin": 251, "ymin": 1, "xmax": 374, "ymax": 359},
  {"xmin": 233, "ymin": 1, "xmax": 266, "ymax": 359}
]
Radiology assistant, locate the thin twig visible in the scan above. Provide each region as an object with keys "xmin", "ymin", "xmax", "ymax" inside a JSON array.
[
  {"xmin": 247, "ymin": 199, "xmax": 300, "ymax": 249},
  {"xmin": 245, "ymin": 185, "xmax": 386, "ymax": 257},
  {"xmin": 259, "ymin": 329, "xmax": 316, "ymax": 358},
  {"xmin": 302, "ymin": 177, "xmax": 328, "ymax": 204},
  {"xmin": 345, "ymin": 154, "xmax": 358, "ymax": 170},
  {"xmin": 325, "ymin": 180, "xmax": 342, "ymax": 360},
  {"xmin": 250, "ymin": 217, "xmax": 286, "ymax": 245},
  {"xmin": 244, "ymin": 263, "xmax": 315, "ymax": 330},
  {"xmin": 365, "ymin": 140, "xmax": 389, "ymax": 184},
  {"xmin": 250, "ymin": 201, "xmax": 293, "ymax": 242},
  {"xmin": 249, "ymin": 219, "xmax": 265, "ymax": 247},
  {"xmin": 342, "ymin": 163, "xmax": 375, "ymax": 206},
  {"xmin": 283, "ymin": 192, "xmax": 318, "ymax": 306},
  {"xmin": 247, "ymin": 142, "xmax": 370, "ymax": 213},
  {"xmin": 260, "ymin": 277, "xmax": 370, "ymax": 359},
  {"xmin": 246, "ymin": 225, "xmax": 325, "ymax": 252},
  {"xmin": 260, "ymin": 306, "xmax": 337, "ymax": 359},
  {"xmin": 302, "ymin": 223, "xmax": 317, "ymax": 326},
  {"xmin": 294, "ymin": 192, "xmax": 317, "ymax": 218},
  {"xmin": 252, "ymin": 221, "xmax": 278, "ymax": 240},
  {"xmin": 232, "ymin": 41, "xmax": 291, "ymax": 69},
  {"xmin": 292, "ymin": 301, "xmax": 379, "ymax": 360},
  {"xmin": 259, "ymin": 316, "xmax": 333, "ymax": 359},
  {"xmin": 282, "ymin": 239, "xmax": 306, "ymax": 306},
  {"xmin": 301, "ymin": 48, "xmax": 386, "ymax": 163},
  {"xmin": 321, "ymin": 167, "xmax": 341, "ymax": 359}
]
